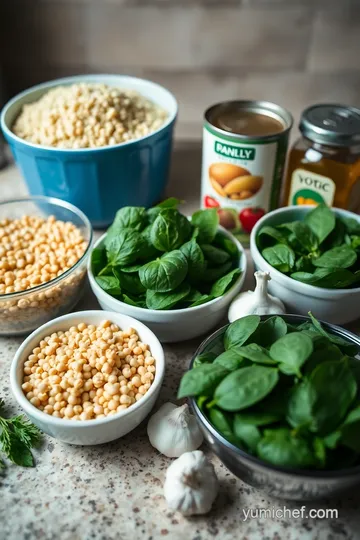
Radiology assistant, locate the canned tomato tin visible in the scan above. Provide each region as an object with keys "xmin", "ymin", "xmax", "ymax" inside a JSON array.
[{"xmin": 202, "ymin": 100, "xmax": 293, "ymax": 245}]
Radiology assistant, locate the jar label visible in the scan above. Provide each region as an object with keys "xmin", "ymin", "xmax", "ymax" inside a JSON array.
[{"xmin": 288, "ymin": 168, "xmax": 335, "ymax": 206}]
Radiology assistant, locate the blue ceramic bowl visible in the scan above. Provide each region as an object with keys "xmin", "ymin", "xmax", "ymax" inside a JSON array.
[{"xmin": 1, "ymin": 75, "xmax": 178, "ymax": 228}]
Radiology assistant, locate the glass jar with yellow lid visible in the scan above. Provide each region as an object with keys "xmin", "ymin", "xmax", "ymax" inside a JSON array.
[{"xmin": 282, "ymin": 104, "xmax": 360, "ymax": 211}]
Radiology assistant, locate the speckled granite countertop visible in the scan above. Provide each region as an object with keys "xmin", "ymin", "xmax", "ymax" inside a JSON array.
[{"xmin": 1, "ymin": 162, "xmax": 360, "ymax": 540}]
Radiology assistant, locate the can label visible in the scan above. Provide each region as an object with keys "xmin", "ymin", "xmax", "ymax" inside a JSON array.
[
  {"xmin": 201, "ymin": 125, "xmax": 288, "ymax": 245},
  {"xmin": 287, "ymin": 168, "xmax": 335, "ymax": 206}
]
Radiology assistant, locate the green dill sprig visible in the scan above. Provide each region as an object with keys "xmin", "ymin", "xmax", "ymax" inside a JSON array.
[{"xmin": 0, "ymin": 398, "xmax": 42, "ymax": 468}]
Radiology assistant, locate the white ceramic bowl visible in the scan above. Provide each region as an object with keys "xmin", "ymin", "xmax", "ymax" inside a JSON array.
[
  {"xmin": 10, "ymin": 310, "xmax": 165, "ymax": 445},
  {"xmin": 250, "ymin": 205, "xmax": 360, "ymax": 325},
  {"xmin": 88, "ymin": 227, "xmax": 247, "ymax": 342}
]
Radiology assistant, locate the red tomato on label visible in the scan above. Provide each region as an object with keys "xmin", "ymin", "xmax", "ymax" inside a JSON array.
[
  {"xmin": 204, "ymin": 196, "xmax": 220, "ymax": 209},
  {"xmin": 239, "ymin": 207, "xmax": 265, "ymax": 233}
]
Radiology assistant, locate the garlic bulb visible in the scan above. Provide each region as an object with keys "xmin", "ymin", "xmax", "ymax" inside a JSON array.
[
  {"xmin": 147, "ymin": 402, "xmax": 204, "ymax": 458},
  {"xmin": 163, "ymin": 450, "xmax": 219, "ymax": 516},
  {"xmin": 228, "ymin": 270, "xmax": 285, "ymax": 323}
]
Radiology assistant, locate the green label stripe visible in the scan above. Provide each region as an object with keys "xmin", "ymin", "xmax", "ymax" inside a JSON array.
[{"xmin": 215, "ymin": 141, "xmax": 255, "ymax": 160}]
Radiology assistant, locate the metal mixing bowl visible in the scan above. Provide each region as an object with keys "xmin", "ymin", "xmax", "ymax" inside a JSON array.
[{"xmin": 189, "ymin": 314, "xmax": 360, "ymax": 500}]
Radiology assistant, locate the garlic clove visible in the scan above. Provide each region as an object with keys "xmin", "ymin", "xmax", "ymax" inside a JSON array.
[
  {"xmin": 147, "ymin": 402, "xmax": 204, "ymax": 458},
  {"xmin": 228, "ymin": 270, "xmax": 285, "ymax": 322},
  {"xmin": 163, "ymin": 450, "xmax": 219, "ymax": 516}
]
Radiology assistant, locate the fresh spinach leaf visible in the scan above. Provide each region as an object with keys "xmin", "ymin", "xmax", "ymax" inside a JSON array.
[
  {"xmin": 146, "ymin": 282, "xmax": 191, "ymax": 310},
  {"xmin": 308, "ymin": 312, "xmax": 359, "ymax": 355},
  {"xmin": 341, "ymin": 216, "xmax": 360, "ymax": 236},
  {"xmin": 104, "ymin": 229, "xmax": 146, "ymax": 268},
  {"xmin": 191, "ymin": 209, "xmax": 219, "ymax": 244},
  {"xmin": 292, "ymin": 221, "xmax": 319, "ymax": 252},
  {"xmin": 291, "ymin": 268, "xmax": 357, "ymax": 289},
  {"xmin": 201, "ymin": 244, "xmax": 230, "ymax": 265},
  {"xmin": 295, "ymin": 255, "xmax": 315, "ymax": 273},
  {"xmin": 214, "ymin": 366, "xmax": 279, "ymax": 411},
  {"xmin": 303, "ymin": 342, "xmax": 342, "ymax": 375},
  {"xmin": 110, "ymin": 206, "xmax": 146, "ymax": 231},
  {"xmin": 224, "ymin": 315, "xmax": 261, "ymax": 350},
  {"xmin": 257, "ymin": 428, "xmax": 315, "ymax": 468},
  {"xmin": 146, "ymin": 198, "xmax": 183, "ymax": 223},
  {"xmin": 262, "ymin": 244, "xmax": 295, "ymax": 273},
  {"xmin": 113, "ymin": 268, "xmax": 146, "ymax": 296},
  {"xmin": 340, "ymin": 406, "xmax": 360, "ymax": 452},
  {"xmin": 180, "ymin": 239, "xmax": 206, "ymax": 281},
  {"xmin": 177, "ymin": 363, "xmax": 229, "ymax": 399},
  {"xmin": 253, "ymin": 316, "xmax": 288, "ymax": 348},
  {"xmin": 202, "ymin": 262, "xmax": 233, "ymax": 283},
  {"xmin": 139, "ymin": 250, "xmax": 188, "ymax": 292},
  {"xmin": 304, "ymin": 203, "xmax": 335, "ymax": 244},
  {"xmin": 95, "ymin": 276, "xmax": 121, "ymax": 296},
  {"xmin": 235, "ymin": 343, "xmax": 277, "ymax": 365},
  {"xmin": 156, "ymin": 197, "xmax": 183, "ymax": 209},
  {"xmin": 213, "ymin": 232, "xmax": 239, "ymax": 258},
  {"xmin": 210, "ymin": 269, "xmax": 242, "ymax": 297},
  {"xmin": 121, "ymin": 294, "xmax": 146, "ymax": 308},
  {"xmin": 150, "ymin": 209, "xmax": 191, "ymax": 251},
  {"xmin": 313, "ymin": 437, "xmax": 327, "ymax": 467},
  {"xmin": 234, "ymin": 410, "xmax": 281, "ymax": 427},
  {"xmin": 270, "ymin": 332, "xmax": 313, "ymax": 376},
  {"xmin": 209, "ymin": 408, "xmax": 240, "ymax": 446},
  {"xmin": 287, "ymin": 381, "xmax": 315, "ymax": 430},
  {"xmin": 257, "ymin": 226, "xmax": 288, "ymax": 249},
  {"xmin": 233, "ymin": 420, "xmax": 261, "ymax": 452},
  {"xmin": 120, "ymin": 263, "xmax": 144, "ymax": 273},
  {"xmin": 213, "ymin": 349, "xmax": 247, "ymax": 371},
  {"xmin": 91, "ymin": 247, "xmax": 107, "ymax": 276},
  {"xmin": 312, "ymin": 245, "xmax": 357, "ymax": 269},
  {"xmin": 193, "ymin": 352, "xmax": 217, "ymax": 368},
  {"xmin": 310, "ymin": 360, "xmax": 357, "ymax": 435}
]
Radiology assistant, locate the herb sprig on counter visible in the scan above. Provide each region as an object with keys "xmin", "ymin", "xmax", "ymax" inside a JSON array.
[
  {"xmin": 92, "ymin": 199, "xmax": 242, "ymax": 310},
  {"xmin": 178, "ymin": 313, "xmax": 360, "ymax": 470},
  {"xmin": 0, "ymin": 399, "xmax": 41, "ymax": 469},
  {"xmin": 256, "ymin": 204, "xmax": 360, "ymax": 289}
]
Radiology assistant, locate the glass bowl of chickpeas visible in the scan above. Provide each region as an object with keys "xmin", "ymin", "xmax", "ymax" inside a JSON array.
[
  {"xmin": 10, "ymin": 310, "xmax": 165, "ymax": 445},
  {"xmin": 0, "ymin": 196, "xmax": 92, "ymax": 336}
]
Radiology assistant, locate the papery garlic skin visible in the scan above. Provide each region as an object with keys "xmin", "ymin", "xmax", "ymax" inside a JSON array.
[
  {"xmin": 147, "ymin": 402, "xmax": 204, "ymax": 458},
  {"xmin": 163, "ymin": 451, "xmax": 219, "ymax": 516},
  {"xmin": 228, "ymin": 271, "xmax": 285, "ymax": 322}
]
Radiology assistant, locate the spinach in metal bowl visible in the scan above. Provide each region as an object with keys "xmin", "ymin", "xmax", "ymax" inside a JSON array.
[
  {"xmin": 178, "ymin": 313, "xmax": 360, "ymax": 471},
  {"xmin": 256, "ymin": 204, "xmax": 360, "ymax": 289},
  {"xmin": 91, "ymin": 198, "xmax": 242, "ymax": 310}
]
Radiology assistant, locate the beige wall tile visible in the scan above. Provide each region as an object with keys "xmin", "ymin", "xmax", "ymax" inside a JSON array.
[
  {"xmin": 138, "ymin": 71, "xmax": 360, "ymax": 139},
  {"xmin": 87, "ymin": 5, "xmax": 312, "ymax": 70},
  {"xmin": 87, "ymin": 6, "xmax": 196, "ymax": 69},
  {"xmin": 308, "ymin": 7, "xmax": 360, "ymax": 71},
  {"xmin": 192, "ymin": 6, "xmax": 311, "ymax": 69}
]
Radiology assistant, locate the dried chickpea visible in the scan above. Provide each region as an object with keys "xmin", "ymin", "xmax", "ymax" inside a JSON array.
[
  {"xmin": 13, "ymin": 83, "xmax": 168, "ymax": 149},
  {"xmin": 22, "ymin": 321, "xmax": 156, "ymax": 420}
]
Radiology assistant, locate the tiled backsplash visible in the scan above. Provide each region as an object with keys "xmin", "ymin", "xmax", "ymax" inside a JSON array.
[{"xmin": 1, "ymin": 0, "xmax": 360, "ymax": 141}]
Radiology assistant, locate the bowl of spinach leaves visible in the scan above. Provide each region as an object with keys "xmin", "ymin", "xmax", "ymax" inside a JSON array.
[
  {"xmin": 179, "ymin": 313, "xmax": 360, "ymax": 500},
  {"xmin": 88, "ymin": 198, "xmax": 246, "ymax": 342},
  {"xmin": 250, "ymin": 204, "xmax": 360, "ymax": 325}
]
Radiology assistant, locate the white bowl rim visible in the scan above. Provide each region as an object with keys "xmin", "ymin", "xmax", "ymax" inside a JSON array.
[
  {"xmin": 250, "ymin": 204, "xmax": 360, "ymax": 296},
  {"xmin": 87, "ymin": 225, "xmax": 247, "ymax": 314},
  {"xmin": 0, "ymin": 195, "xmax": 93, "ymax": 299},
  {"xmin": 1, "ymin": 74, "xmax": 178, "ymax": 153},
  {"xmin": 10, "ymin": 310, "xmax": 165, "ymax": 427}
]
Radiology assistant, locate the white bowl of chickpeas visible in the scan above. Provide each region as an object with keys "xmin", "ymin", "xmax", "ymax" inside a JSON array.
[
  {"xmin": 0, "ymin": 196, "xmax": 92, "ymax": 336},
  {"xmin": 10, "ymin": 310, "xmax": 164, "ymax": 445}
]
